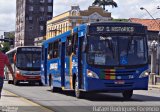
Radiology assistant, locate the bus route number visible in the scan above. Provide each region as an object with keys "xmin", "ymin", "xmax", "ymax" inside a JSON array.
[{"xmin": 97, "ymin": 27, "xmax": 104, "ymax": 32}]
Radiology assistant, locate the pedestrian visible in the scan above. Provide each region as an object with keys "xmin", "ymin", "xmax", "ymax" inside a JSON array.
[{"xmin": 0, "ymin": 49, "xmax": 14, "ymax": 99}]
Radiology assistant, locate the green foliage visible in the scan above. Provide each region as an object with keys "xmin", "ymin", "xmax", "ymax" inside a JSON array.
[
  {"xmin": 112, "ymin": 19, "xmax": 129, "ymax": 22},
  {"xmin": 93, "ymin": 0, "xmax": 118, "ymax": 10},
  {"xmin": 7, "ymin": 33, "xmax": 15, "ymax": 39},
  {"xmin": 0, "ymin": 42, "xmax": 10, "ymax": 53},
  {"xmin": 0, "ymin": 32, "xmax": 15, "ymax": 53}
]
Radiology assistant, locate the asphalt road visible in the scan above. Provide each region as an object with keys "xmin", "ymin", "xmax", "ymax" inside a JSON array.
[{"xmin": 3, "ymin": 81, "xmax": 160, "ymax": 112}]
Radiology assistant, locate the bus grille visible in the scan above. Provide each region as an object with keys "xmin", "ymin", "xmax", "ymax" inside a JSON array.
[
  {"xmin": 104, "ymin": 82, "xmax": 134, "ymax": 88},
  {"xmin": 100, "ymin": 69, "xmax": 136, "ymax": 80}
]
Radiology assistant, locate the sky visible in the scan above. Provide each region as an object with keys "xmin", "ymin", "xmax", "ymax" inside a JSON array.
[{"xmin": 0, "ymin": 0, "xmax": 159, "ymax": 36}]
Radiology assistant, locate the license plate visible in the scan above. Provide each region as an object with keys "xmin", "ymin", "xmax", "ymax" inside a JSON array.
[
  {"xmin": 29, "ymin": 76, "xmax": 35, "ymax": 78},
  {"xmin": 114, "ymin": 80, "xmax": 125, "ymax": 84}
]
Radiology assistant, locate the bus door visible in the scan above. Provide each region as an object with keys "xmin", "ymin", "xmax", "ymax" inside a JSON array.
[
  {"xmin": 60, "ymin": 41, "xmax": 65, "ymax": 89},
  {"xmin": 41, "ymin": 46, "xmax": 48, "ymax": 84},
  {"xmin": 78, "ymin": 31, "xmax": 86, "ymax": 89},
  {"xmin": 65, "ymin": 35, "xmax": 73, "ymax": 89},
  {"xmin": 65, "ymin": 34, "xmax": 78, "ymax": 90},
  {"xmin": 44, "ymin": 48, "xmax": 48, "ymax": 84}
]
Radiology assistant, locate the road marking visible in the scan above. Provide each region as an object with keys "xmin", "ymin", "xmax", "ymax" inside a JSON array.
[{"xmin": 3, "ymin": 89, "xmax": 54, "ymax": 112}]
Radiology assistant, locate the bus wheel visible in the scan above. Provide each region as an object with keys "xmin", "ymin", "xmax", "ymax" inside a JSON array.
[
  {"xmin": 74, "ymin": 77, "xmax": 81, "ymax": 98},
  {"xmin": 122, "ymin": 90, "xmax": 133, "ymax": 100},
  {"xmin": 8, "ymin": 80, "xmax": 13, "ymax": 84},
  {"xmin": 39, "ymin": 81, "xmax": 43, "ymax": 86},
  {"xmin": 13, "ymin": 79, "xmax": 19, "ymax": 85}
]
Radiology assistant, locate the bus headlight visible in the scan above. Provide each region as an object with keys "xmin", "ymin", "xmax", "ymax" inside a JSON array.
[
  {"xmin": 16, "ymin": 70, "xmax": 25, "ymax": 75},
  {"xmin": 139, "ymin": 70, "xmax": 149, "ymax": 78},
  {"xmin": 87, "ymin": 69, "xmax": 99, "ymax": 79},
  {"xmin": 16, "ymin": 70, "xmax": 21, "ymax": 74}
]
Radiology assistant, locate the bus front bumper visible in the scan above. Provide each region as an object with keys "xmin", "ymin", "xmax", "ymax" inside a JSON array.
[
  {"xmin": 15, "ymin": 74, "xmax": 41, "ymax": 81},
  {"xmin": 86, "ymin": 77, "xmax": 149, "ymax": 92}
]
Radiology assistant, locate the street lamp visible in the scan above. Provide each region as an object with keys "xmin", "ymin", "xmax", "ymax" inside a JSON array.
[
  {"xmin": 140, "ymin": 7, "xmax": 160, "ymax": 84},
  {"xmin": 140, "ymin": 7, "xmax": 160, "ymax": 35},
  {"xmin": 140, "ymin": 7, "xmax": 157, "ymax": 21},
  {"xmin": 157, "ymin": 6, "xmax": 160, "ymax": 40}
]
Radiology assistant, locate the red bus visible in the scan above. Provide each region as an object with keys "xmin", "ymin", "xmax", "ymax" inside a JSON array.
[{"xmin": 5, "ymin": 46, "xmax": 42, "ymax": 85}]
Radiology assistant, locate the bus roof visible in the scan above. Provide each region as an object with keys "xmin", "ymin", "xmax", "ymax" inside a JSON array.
[
  {"xmin": 42, "ymin": 21, "xmax": 146, "ymax": 46},
  {"xmin": 43, "ymin": 30, "xmax": 71, "ymax": 45},
  {"xmin": 87, "ymin": 21, "xmax": 145, "ymax": 27}
]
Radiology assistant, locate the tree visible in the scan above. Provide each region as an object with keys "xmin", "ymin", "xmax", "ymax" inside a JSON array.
[
  {"xmin": 0, "ymin": 42, "xmax": 10, "ymax": 53},
  {"xmin": 4, "ymin": 32, "xmax": 15, "ymax": 46},
  {"xmin": 1, "ymin": 32, "xmax": 15, "ymax": 53},
  {"xmin": 7, "ymin": 32, "xmax": 15, "ymax": 39},
  {"xmin": 93, "ymin": 0, "xmax": 118, "ymax": 10}
]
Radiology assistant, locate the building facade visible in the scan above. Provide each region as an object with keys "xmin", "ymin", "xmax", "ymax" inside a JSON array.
[
  {"xmin": 130, "ymin": 18, "xmax": 160, "ymax": 41},
  {"xmin": 46, "ymin": 6, "xmax": 112, "ymax": 40},
  {"xmin": 15, "ymin": 0, "xmax": 53, "ymax": 47},
  {"xmin": 34, "ymin": 36, "xmax": 46, "ymax": 46}
]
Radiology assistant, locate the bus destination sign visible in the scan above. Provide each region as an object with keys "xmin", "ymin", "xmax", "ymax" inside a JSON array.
[
  {"xmin": 89, "ymin": 25, "xmax": 145, "ymax": 34},
  {"xmin": 96, "ymin": 26, "xmax": 134, "ymax": 32},
  {"xmin": 20, "ymin": 48, "xmax": 41, "ymax": 52}
]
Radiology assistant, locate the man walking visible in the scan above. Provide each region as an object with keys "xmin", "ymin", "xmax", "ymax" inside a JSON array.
[{"xmin": 0, "ymin": 50, "xmax": 14, "ymax": 99}]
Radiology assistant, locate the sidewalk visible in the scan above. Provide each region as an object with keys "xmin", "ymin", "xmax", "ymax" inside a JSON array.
[
  {"xmin": 149, "ymin": 84, "xmax": 160, "ymax": 89},
  {"xmin": 0, "ymin": 90, "xmax": 53, "ymax": 112}
]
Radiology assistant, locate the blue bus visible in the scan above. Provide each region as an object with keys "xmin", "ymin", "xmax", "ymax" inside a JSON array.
[{"xmin": 41, "ymin": 22, "xmax": 149, "ymax": 99}]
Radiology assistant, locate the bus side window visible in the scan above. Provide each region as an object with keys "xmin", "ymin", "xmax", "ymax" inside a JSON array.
[
  {"xmin": 48, "ymin": 43, "xmax": 53, "ymax": 60},
  {"xmin": 72, "ymin": 33, "xmax": 78, "ymax": 55},
  {"xmin": 53, "ymin": 40, "xmax": 59, "ymax": 58},
  {"xmin": 66, "ymin": 36, "xmax": 72, "ymax": 56}
]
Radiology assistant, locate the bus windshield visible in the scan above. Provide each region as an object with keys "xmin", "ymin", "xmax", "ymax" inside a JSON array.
[
  {"xmin": 87, "ymin": 35, "xmax": 148, "ymax": 66},
  {"xmin": 16, "ymin": 52, "xmax": 41, "ymax": 71}
]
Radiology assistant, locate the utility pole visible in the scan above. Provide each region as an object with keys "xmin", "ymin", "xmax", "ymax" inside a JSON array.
[
  {"xmin": 140, "ymin": 7, "xmax": 160, "ymax": 85},
  {"xmin": 156, "ymin": 6, "xmax": 160, "ymax": 76},
  {"xmin": 150, "ymin": 40, "xmax": 158, "ymax": 84}
]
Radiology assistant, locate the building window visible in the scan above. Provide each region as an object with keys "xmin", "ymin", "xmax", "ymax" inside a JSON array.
[
  {"xmin": 40, "ymin": 6, "xmax": 45, "ymax": 12},
  {"xmin": 39, "ymin": 17, "xmax": 44, "ymax": 21},
  {"xmin": 29, "ymin": 0, "xmax": 33, "ymax": 3},
  {"xmin": 48, "ymin": 0, "xmax": 52, "ymax": 3},
  {"xmin": 40, "ymin": 0, "xmax": 45, "ymax": 3},
  {"xmin": 48, "ymin": 6, "xmax": 52, "ymax": 12},
  {"xmin": 72, "ymin": 22, "xmax": 76, "ymax": 28},
  {"xmin": 47, "ymin": 15, "xmax": 52, "ymax": 20},
  {"xmin": 29, "ymin": 16, "xmax": 32, "ymax": 21},
  {"xmin": 29, "ymin": 6, "xmax": 33, "ymax": 11},
  {"xmin": 40, "ymin": 25, "xmax": 44, "ymax": 31},
  {"xmin": 29, "ymin": 26, "xmax": 33, "ymax": 30},
  {"xmin": 66, "ymin": 23, "xmax": 68, "ymax": 31}
]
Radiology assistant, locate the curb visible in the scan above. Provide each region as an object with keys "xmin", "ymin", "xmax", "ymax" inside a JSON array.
[
  {"xmin": 148, "ymin": 85, "xmax": 160, "ymax": 89},
  {"xmin": 2, "ymin": 90, "xmax": 54, "ymax": 112}
]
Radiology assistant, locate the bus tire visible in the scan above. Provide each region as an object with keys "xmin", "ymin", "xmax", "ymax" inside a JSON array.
[
  {"xmin": 13, "ymin": 79, "xmax": 19, "ymax": 85},
  {"xmin": 74, "ymin": 77, "xmax": 82, "ymax": 98},
  {"xmin": 39, "ymin": 81, "xmax": 43, "ymax": 86},
  {"xmin": 8, "ymin": 80, "xmax": 13, "ymax": 84},
  {"xmin": 122, "ymin": 90, "xmax": 133, "ymax": 100}
]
